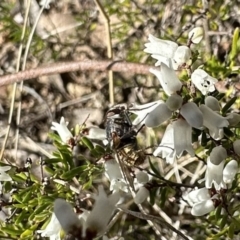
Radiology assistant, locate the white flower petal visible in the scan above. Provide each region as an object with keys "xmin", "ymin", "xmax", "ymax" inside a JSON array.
[
  {"xmin": 54, "ymin": 199, "xmax": 81, "ymax": 233},
  {"xmin": 188, "ymin": 27, "xmax": 204, "ymax": 44},
  {"xmin": 85, "ymin": 127, "xmax": 106, "ymax": 140},
  {"xmin": 145, "ymin": 103, "xmax": 172, "ymax": 128},
  {"xmin": 191, "ymin": 199, "xmax": 215, "ymax": 216},
  {"xmin": 191, "ymin": 69, "xmax": 218, "ymax": 95},
  {"xmin": 144, "ymin": 34, "xmax": 178, "ymax": 59},
  {"xmin": 226, "ymin": 113, "xmax": 240, "ymax": 126},
  {"xmin": 233, "ymin": 140, "xmax": 240, "ymax": 156},
  {"xmin": 134, "ymin": 187, "xmax": 149, "ymax": 204},
  {"xmin": 223, "ymin": 160, "xmax": 238, "ymax": 185},
  {"xmin": 86, "ymin": 186, "xmax": 120, "ymax": 234},
  {"xmin": 180, "ymin": 102, "xmax": 203, "ymax": 128},
  {"xmin": 37, "ymin": 213, "xmax": 61, "ymax": 240},
  {"xmin": 204, "ymin": 96, "xmax": 220, "ymax": 112},
  {"xmin": 199, "ymin": 105, "xmax": 229, "ymax": 140},
  {"xmin": 150, "ymin": 63, "xmax": 182, "ymax": 96},
  {"xmin": 173, "ymin": 119, "xmax": 194, "ymax": 157},
  {"xmin": 185, "ymin": 188, "xmax": 210, "ymax": 206},
  {"xmin": 51, "ymin": 117, "xmax": 73, "ymax": 143},
  {"xmin": 205, "ymin": 157, "xmax": 225, "ymax": 190},
  {"xmin": 153, "ymin": 124, "xmax": 176, "ymax": 164},
  {"xmin": 173, "ymin": 46, "xmax": 191, "ymax": 69}
]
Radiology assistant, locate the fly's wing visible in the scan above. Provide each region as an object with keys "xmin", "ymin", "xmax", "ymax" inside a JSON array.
[{"xmin": 114, "ymin": 150, "xmax": 136, "ymax": 196}]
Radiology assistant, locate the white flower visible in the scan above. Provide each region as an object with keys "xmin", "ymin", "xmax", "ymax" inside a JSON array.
[
  {"xmin": 199, "ymin": 105, "xmax": 229, "ymax": 140},
  {"xmin": 104, "ymin": 159, "xmax": 128, "ymax": 193},
  {"xmin": 37, "ymin": 213, "xmax": 61, "ymax": 240},
  {"xmin": 128, "ymin": 101, "xmax": 163, "ymax": 126},
  {"xmin": 54, "ymin": 199, "xmax": 81, "ymax": 233},
  {"xmin": 173, "ymin": 119, "xmax": 195, "ymax": 157},
  {"xmin": 185, "ymin": 187, "xmax": 215, "ymax": 216},
  {"xmin": 205, "ymin": 156, "xmax": 225, "ymax": 190},
  {"xmin": 0, "ymin": 166, "xmax": 12, "ymax": 181},
  {"xmin": 144, "ymin": 102, "xmax": 172, "ymax": 128},
  {"xmin": 153, "ymin": 123, "xmax": 176, "ymax": 164},
  {"xmin": 223, "ymin": 160, "xmax": 238, "ymax": 185},
  {"xmin": 40, "ymin": 0, "xmax": 54, "ymax": 9},
  {"xmin": 191, "ymin": 69, "xmax": 218, "ymax": 95},
  {"xmin": 233, "ymin": 140, "xmax": 240, "ymax": 156},
  {"xmin": 180, "ymin": 102, "xmax": 203, "ymax": 128},
  {"xmin": 144, "ymin": 34, "xmax": 191, "ymax": 69},
  {"xmin": 150, "ymin": 63, "xmax": 182, "ymax": 96},
  {"xmin": 84, "ymin": 127, "xmax": 106, "ymax": 140},
  {"xmin": 204, "ymin": 96, "xmax": 220, "ymax": 112},
  {"xmin": 226, "ymin": 113, "xmax": 240, "ymax": 126},
  {"xmin": 86, "ymin": 186, "xmax": 120, "ymax": 235},
  {"xmin": 134, "ymin": 187, "xmax": 149, "ymax": 204},
  {"xmin": 51, "ymin": 117, "xmax": 73, "ymax": 144},
  {"xmin": 188, "ymin": 27, "xmax": 204, "ymax": 44}
]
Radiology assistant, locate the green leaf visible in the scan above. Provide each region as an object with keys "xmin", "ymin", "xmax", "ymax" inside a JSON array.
[
  {"xmin": 0, "ymin": 227, "xmax": 23, "ymax": 236},
  {"xmin": 20, "ymin": 229, "xmax": 33, "ymax": 239},
  {"xmin": 222, "ymin": 97, "xmax": 238, "ymax": 114},
  {"xmin": 228, "ymin": 222, "xmax": 235, "ymax": 239},
  {"xmin": 81, "ymin": 137, "xmax": 94, "ymax": 150},
  {"xmin": 61, "ymin": 165, "xmax": 88, "ymax": 179},
  {"xmin": 229, "ymin": 27, "xmax": 239, "ymax": 61},
  {"xmin": 148, "ymin": 159, "xmax": 160, "ymax": 176}
]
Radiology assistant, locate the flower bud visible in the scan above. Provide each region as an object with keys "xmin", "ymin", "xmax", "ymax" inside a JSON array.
[
  {"xmin": 233, "ymin": 140, "xmax": 240, "ymax": 156},
  {"xmin": 136, "ymin": 171, "xmax": 149, "ymax": 184},
  {"xmin": 134, "ymin": 187, "xmax": 149, "ymax": 204},
  {"xmin": 205, "ymin": 96, "xmax": 220, "ymax": 112},
  {"xmin": 223, "ymin": 160, "xmax": 238, "ymax": 185},
  {"xmin": 166, "ymin": 94, "xmax": 183, "ymax": 111},
  {"xmin": 173, "ymin": 46, "xmax": 191, "ymax": 68},
  {"xmin": 188, "ymin": 27, "xmax": 204, "ymax": 44},
  {"xmin": 210, "ymin": 146, "xmax": 227, "ymax": 165},
  {"xmin": 180, "ymin": 102, "xmax": 203, "ymax": 128}
]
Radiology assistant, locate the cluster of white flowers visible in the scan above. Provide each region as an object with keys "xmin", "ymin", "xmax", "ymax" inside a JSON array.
[{"xmin": 142, "ymin": 27, "xmax": 240, "ymax": 217}]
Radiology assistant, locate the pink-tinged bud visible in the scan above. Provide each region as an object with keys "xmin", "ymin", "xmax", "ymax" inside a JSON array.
[
  {"xmin": 204, "ymin": 96, "xmax": 220, "ymax": 112},
  {"xmin": 233, "ymin": 140, "xmax": 240, "ymax": 156},
  {"xmin": 166, "ymin": 94, "xmax": 183, "ymax": 111},
  {"xmin": 180, "ymin": 102, "xmax": 203, "ymax": 128},
  {"xmin": 134, "ymin": 186, "xmax": 149, "ymax": 204}
]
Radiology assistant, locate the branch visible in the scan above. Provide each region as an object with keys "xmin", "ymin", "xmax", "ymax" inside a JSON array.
[{"xmin": 0, "ymin": 60, "xmax": 154, "ymax": 87}]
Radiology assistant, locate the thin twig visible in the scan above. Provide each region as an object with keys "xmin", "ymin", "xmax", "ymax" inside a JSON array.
[
  {"xmin": 94, "ymin": 0, "xmax": 114, "ymax": 105},
  {"xmin": 0, "ymin": 60, "xmax": 155, "ymax": 87}
]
